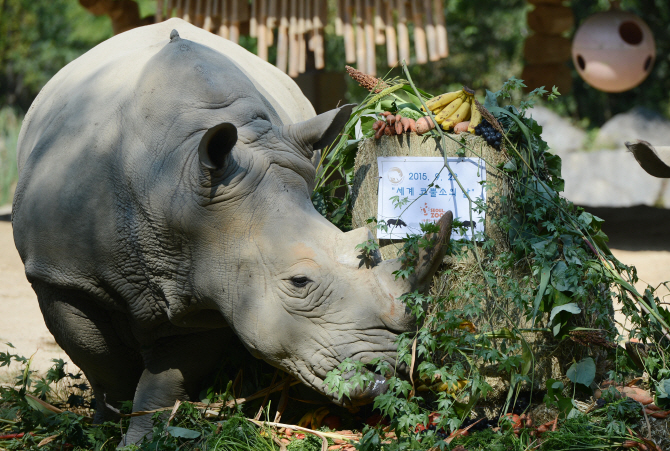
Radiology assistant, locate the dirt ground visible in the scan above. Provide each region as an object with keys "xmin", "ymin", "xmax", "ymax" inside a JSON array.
[{"xmin": 1, "ymin": 206, "xmax": 669, "ymax": 382}]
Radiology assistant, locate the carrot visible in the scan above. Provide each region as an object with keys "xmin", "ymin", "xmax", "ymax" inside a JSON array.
[{"xmin": 416, "ymin": 117, "xmax": 435, "ymax": 134}]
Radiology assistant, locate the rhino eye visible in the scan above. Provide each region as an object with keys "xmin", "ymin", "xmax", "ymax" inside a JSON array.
[{"xmin": 290, "ymin": 276, "xmax": 311, "ymax": 288}]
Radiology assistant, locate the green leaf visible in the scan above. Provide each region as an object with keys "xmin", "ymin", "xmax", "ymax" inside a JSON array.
[
  {"xmin": 549, "ymin": 303, "xmax": 581, "ymax": 323},
  {"xmin": 557, "ymin": 397, "xmax": 575, "ymax": 418},
  {"xmin": 166, "ymin": 426, "xmax": 201, "ymax": 439},
  {"xmin": 655, "ymin": 379, "xmax": 670, "ymax": 408},
  {"xmin": 484, "ymin": 89, "xmax": 499, "ymax": 110},
  {"xmin": 503, "ymin": 159, "xmax": 518, "ymax": 172},
  {"xmin": 360, "ymin": 116, "xmax": 377, "ymax": 138},
  {"xmin": 520, "ymin": 339, "xmax": 533, "ymax": 376},
  {"xmin": 25, "ymin": 395, "xmax": 56, "ymax": 417},
  {"xmin": 532, "ymin": 265, "xmax": 551, "ymax": 325},
  {"xmin": 566, "ymin": 357, "xmax": 596, "ymax": 387}
]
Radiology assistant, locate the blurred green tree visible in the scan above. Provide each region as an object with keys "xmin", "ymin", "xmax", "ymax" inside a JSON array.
[{"xmin": 0, "ymin": 0, "xmax": 112, "ymax": 112}]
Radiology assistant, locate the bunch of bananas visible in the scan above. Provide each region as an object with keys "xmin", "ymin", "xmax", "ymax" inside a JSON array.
[{"xmin": 421, "ymin": 87, "xmax": 482, "ymax": 133}]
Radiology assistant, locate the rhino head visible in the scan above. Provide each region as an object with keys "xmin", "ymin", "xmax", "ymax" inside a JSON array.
[{"xmin": 190, "ymin": 105, "xmax": 452, "ymax": 405}]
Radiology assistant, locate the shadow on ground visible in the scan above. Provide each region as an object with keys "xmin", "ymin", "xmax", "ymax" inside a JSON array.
[{"xmin": 582, "ymin": 205, "xmax": 670, "ymax": 252}]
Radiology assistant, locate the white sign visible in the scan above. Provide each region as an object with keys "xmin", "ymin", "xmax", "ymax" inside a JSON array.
[{"xmin": 377, "ymin": 157, "xmax": 486, "ymax": 240}]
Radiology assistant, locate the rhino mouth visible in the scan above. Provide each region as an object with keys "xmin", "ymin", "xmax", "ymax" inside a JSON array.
[
  {"xmin": 341, "ymin": 369, "xmax": 390, "ymax": 405},
  {"xmin": 314, "ymin": 357, "xmax": 410, "ymax": 407}
]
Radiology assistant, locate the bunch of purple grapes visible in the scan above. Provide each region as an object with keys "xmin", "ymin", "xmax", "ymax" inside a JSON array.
[{"xmin": 474, "ymin": 120, "xmax": 502, "ymax": 150}]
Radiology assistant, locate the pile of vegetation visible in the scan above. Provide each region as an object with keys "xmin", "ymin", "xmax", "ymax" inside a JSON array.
[{"xmin": 2, "ymin": 71, "xmax": 670, "ymax": 450}]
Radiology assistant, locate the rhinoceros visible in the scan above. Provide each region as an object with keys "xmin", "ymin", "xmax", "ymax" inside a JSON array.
[
  {"xmin": 12, "ymin": 18, "xmax": 452, "ymax": 442},
  {"xmin": 626, "ymin": 140, "xmax": 670, "ymax": 178}
]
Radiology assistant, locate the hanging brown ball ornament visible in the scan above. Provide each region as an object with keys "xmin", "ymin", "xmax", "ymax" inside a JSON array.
[{"xmin": 572, "ymin": 10, "xmax": 655, "ymax": 93}]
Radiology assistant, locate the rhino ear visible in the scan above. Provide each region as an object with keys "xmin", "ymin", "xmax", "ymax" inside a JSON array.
[
  {"xmin": 198, "ymin": 122, "xmax": 238, "ymax": 170},
  {"xmin": 289, "ymin": 104, "xmax": 356, "ymax": 150}
]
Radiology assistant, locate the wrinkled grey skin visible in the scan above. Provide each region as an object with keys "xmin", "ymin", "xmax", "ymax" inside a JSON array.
[
  {"xmin": 626, "ymin": 140, "xmax": 670, "ymax": 178},
  {"xmin": 12, "ymin": 20, "xmax": 452, "ymax": 443}
]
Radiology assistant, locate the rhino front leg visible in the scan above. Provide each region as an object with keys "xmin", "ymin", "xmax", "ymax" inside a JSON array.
[
  {"xmin": 124, "ymin": 329, "xmax": 229, "ymax": 444},
  {"xmin": 31, "ymin": 281, "xmax": 143, "ymax": 423}
]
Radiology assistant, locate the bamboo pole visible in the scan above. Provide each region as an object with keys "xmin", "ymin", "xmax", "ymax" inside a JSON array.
[
  {"xmin": 313, "ymin": 0, "xmax": 325, "ymax": 69},
  {"xmin": 343, "ymin": 0, "xmax": 356, "ymax": 63},
  {"xmin": 384, "ymin": 0, "xmax": 397, "ymax": 67},
  {"xmin": 229, "ymin": 0, "xmax": 240, "ymax": 43},
  {"xmin": 411, "ymin": 2, "xmax": 427, "ymax": 64},
  {"xmin": 166, "ymin": 0, "xmax": 174, "ymax": 18},
  {"xmin": 288, "ymin": 0, "xmax": 299, "ymax": 77},
  {"xmin": 202, "ymin": 0, "xmax": 213, "ymax": 31},
  {"xmin": 423, "ymin": 0, "xmax": 438, "ymax": 61},
  {"xmin": 183, "ymin": 0, "xmax": 191, "ymax": 22},
  {"xmin": 374, "ymin": 0, "xmax": 385, "ymax": 45},
  {"xmin": 277, "ymin": 0, "xmax": 289, "ymax": 72},
  {"xmin": 354, "ymin": 0, "xmax": 366, "ymax": 70},
  {"xmin": 156, "ymin": 0, "xmax": 163, "ymax": 22},
  {"xmin": 176, "ymin": 0, "xmax": 184, "ymax": 18},
  {"xmin": 218, "ymin": 0, "xmax": 229, "ymax": 39},
  {"xmin": 258, "ymin": 0, "xmax": 268, "ymax": 60},
  {"xmin": 434, "ymin": 0, "xmax": 448, "ymax": 58},
  {"xmin": 396, "ymin": 0, "xmax": 410, "ymax": 64},
  {"xmin": 364, "ymin": 0, "xmax": 376, "ymax": 75}
]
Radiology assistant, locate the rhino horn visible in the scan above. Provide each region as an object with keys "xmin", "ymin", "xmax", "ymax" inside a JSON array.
[
  {"xmin": 409, "ymin": 211, "xmax": 453, "ymax": 292},
  {"xmin": 285, "ymin": 104, "xmax": 356, "ymax": 152},
  {"xmin": 374, "ymin": 211, "xmax": 453, "ymax": 297},
  {"xmin": 626, "ymin": 140, "xmax": 670, "ymax": 178}
]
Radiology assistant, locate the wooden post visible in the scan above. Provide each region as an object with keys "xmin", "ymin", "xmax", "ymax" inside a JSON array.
[
  {"xmin": 306, "ymin": 0, "xmax": 313, "ymax": 52},
  {"xmin": 176, "ymin": 0, "xmax": 184, "ymax": 18},
  {"xmin": 298, "ymin": 0, "xmax": 306, "ymax": 73},
  {"xmin": 384, "ymin": 0, "xmax": 397, "ymax": 67},
  {"xmin": 277, "ymin": 0, "xmax": 289, "ymax": 72},
  {"xmin": 183, "ymin": 0, "xmax": 191, "ymax": 22},
  {"xmin": 355, "ymin": 0, "xmax": 366, "ymax": 70},
  {"xmin": 335, "ymin": 0, "xmax": 343, "ymax": 35},
  {"xmin": 423, "ymin": 0, "xmax": 438, "ymax": 61},
  {"xmin": 364, "ymin": 0, "xmax": 376, "ymax": 75},
  {"xmin": 229, "ymin": 0, "xmax": 240, "ymax": 43},
  {"xmin": 249, "ymin": 0, "xmax": 257, "ymax": 37},
  {"xmin": 343, "ymin": 0, "xmax": 356, "ymax": 63},
  {"xmin": 266, "ymin": 0, "xmax": 277, "ymax": 46},
  {"xmin": 433, "ymin": 0, "xmax": 448, "ymax": 58},
  {"xmin": 411, "ymin": 2, "xmax": 427, "ymax": 64},
  {"xmin": 258, "ymin": 0, "xmax": 268, "ymax": 60},
  {"xmin": 396, "ymin": 0, "xmax": 410, "ymax": 64},
  {"xmin": 218, "ymin": 0, "xmax": 229, "ymax": 39},
  {"xmin": 313, "ymin": 0, "xmax": 325, "ymax": 69},
  {"xmin": 288, "ymin": 0, "xmax": 299, "ymax": 77},
  {"xmin": 156, "ymin": 0, "xmax": 163, "ymax": 22},
  {"xmin": 202, "ymin": 0, "xmax": 213, "ymax": 31},
  {"xmin": 374, "ymin": 0, "xmax": 385, "ymax": 45},
  {"xmin": 194, "ymin": 0, "xmax": 204, "ymax": 27}
]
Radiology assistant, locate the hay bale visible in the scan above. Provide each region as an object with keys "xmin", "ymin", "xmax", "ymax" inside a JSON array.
[
  {"xmin": 350, "ymin": 132, "xmax": 569, "ymax": 400},
  {"xmin": 351, "ymin": 132, "xmax": 509, "ymax": 260}
]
